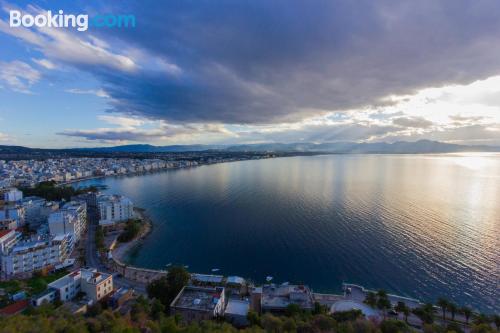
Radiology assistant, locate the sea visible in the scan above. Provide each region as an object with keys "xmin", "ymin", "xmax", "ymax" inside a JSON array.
[{"xmin": 74, "ymin": 153, "xmax": 500, "ymax": 313}]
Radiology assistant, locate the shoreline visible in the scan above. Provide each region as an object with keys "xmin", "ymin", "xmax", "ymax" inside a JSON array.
[{"xmin": 109, "ymin": 207, "xmax": 153, "ymax": 265}]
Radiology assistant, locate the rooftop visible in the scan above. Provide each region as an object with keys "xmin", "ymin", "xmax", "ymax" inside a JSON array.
[
  {"xmin": 261, "ymin": 284, "xmax": 314, "ymax": 310},
  {"xmin": 191, "ymin": 273, "xmax": 224, "ymax": 284},
  {"xmin": 225, "ymin": 299, "xmax": 250, "ymax": 316},
  {"xmin": 171, "ymin": 286, "xmax": 224, "ymax": 312},
  {"xmin": 48, "ymin": 270, "xmax": 81, "ymax": 289},
  {"xmin": 0, "ymin": 300, "xmax": 29, "ymax": 316},
  {"xmin": 0, "ymin": 229, "xmax": 14, "ymax": 238}
]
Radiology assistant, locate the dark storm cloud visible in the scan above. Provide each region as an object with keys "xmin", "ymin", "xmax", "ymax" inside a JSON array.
[
  {"xmin": 18, "ymin": 0, "xmax": 500, "ymax": 125},
  {"xmin": 85, "ymin": 0, "xmax": 500, "ymax": 124}
]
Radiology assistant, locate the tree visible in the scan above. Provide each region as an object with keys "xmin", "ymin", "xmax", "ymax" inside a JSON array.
[
  {"xmin": 377, "ymin": 296, "xmax": 392, "ymax": 319},
  {"xmin": 312, "ymin": 301, "xmax": 328, "ymax": 315},
  {"xmin": 285, "ymin": 303, "xmax": 302, "ymax": 317},
  {"xmin": 413, "ymin": 303, "xmax": 434, "ymax": 324},
  {"xmin": 282, "ymin": 317, "xmax": 297, "ymax": 332},
  {"xmin": 380, "ymin": 319, "xmax": 410, "ymax": 333},
  {"xmin": 493, "ymin": 315, "xmax": 500, "ymax": 331},
  {"xmin": 437, "ymin": 297, "xmax": 448, "ymax": 321},
  {"xmin": 247, "ymin": 310, "xmax": 261, "ymax": 326},
  {"xmin": 395, "ymin": 302, "xmax": 409, "ymax": 323},
  {"xmin": 364, "ymin": 291, "xmax": 377, "ymax": 308},
  {"xmin": 261, "ymin": 313, "xmax": 283, "ymax": 333},
  {"xmin": 150, "ymin": 298, "xmax": 165, "ymax": 320},
  {"xmin": 447, "ymin": 302, "xmax": 458, "ymax": 321},
  {"xmin": 474, "ymin": 313, "xmax": 491, "ymax": 326},
  {"xmin": 146, "ymin": 266, "xmax": 190, "ymax": 310},
  {"xmin": 118, "ymin": 219, "xmax": 142, "ymax": 242},
  {"xmin": 447, "ymin": 322, "xmax": 464, "ymax": 333},
  {"xmin": 312, "ymin": 314, "xmax": 336, "ymax": 332},
  {"xmin": 332, "ymin": 309, "xmax": 362, "ymax": 322},
  {"xmin": 461, "ymin": 306, "xmax": 472, "ymax": 324}
]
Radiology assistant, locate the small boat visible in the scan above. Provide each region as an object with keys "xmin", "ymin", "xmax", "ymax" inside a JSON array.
[
  {"xmin": 282, "ymin": 282, "xmax": 289, "ymax": 286},
  {"xmin": 266, "ymin": 276, "xmax": 273, "ymax": 282},
  {"xmin": 211, "ymin": 268, "xmax": 220, "ymax": 272},
  {"xmin": 184, "ymin": 265, "xmax": 189, "ymax": 269},
  {"xmin": 166, "ymin": 263, "xmax": 172, "ymax": 267}
]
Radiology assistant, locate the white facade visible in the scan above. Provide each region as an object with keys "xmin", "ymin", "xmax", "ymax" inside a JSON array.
[
  {"xmin": 0, "ymin": 234, "xmax": 73, "ymax": 277},
  {"xmin": 3, "ymin": 188, "xmax": 23, "ymax": 202},
  {"xmin": 0, "ymin": 229, "xmax": 19, "ymax": 254},
  {"xmin": 48, "ymin": 270, "xmax": 83, "ymax": 302},
  {"xmin": 97, "ymin": 195, "xmax": 134, "ymax": 226},
  {"xmin": 46, "ymin": 268, "xmax": 113, "ymax": 303},
  {"xmin": 49, "ymin": 202, "xmax": 86, "ymax": 242}
]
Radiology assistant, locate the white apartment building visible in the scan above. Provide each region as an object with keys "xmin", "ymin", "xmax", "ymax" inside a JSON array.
[
  {"xmin": 46, "ymin": 268, "xmax": 113, "ymax": 303},
  {"xmin": 22, "ymin": 197, "xmax": 59, "ymax": 231},
  {"xmin": 0, "ymin": 219, "xmax": 17, "ymax": 230},
  {"xmin": 48, "ymin": 201, "xmax": 86, "ymax": 242},
  {"xmin": 97, "ymin": 195, "xmax": 134, "ymax": 226},
  {"xmin": 0, "ymin": 234, "xmax": 73, "ymax": 278},
  {"xmin": 48, "ymin": 269, "xmax": 83, "ymax": 302},
  {"xmin": 0, "ymin": 205, "xmax": 25, "ymax": 228},
  {"xmin": 3, "ymin": 188, "xmax": 23, "ymax": 202},
  {"xmin": 0, "ymin": 229, "xmax": 19, "ymax": 254}
]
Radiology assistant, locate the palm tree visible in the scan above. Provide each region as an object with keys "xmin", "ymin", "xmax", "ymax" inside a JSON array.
[
  {"xmin": 377, "ymin": 296, "xmax": 391, "ymax": 319},
  {"xmin": 364, "ymin": 291, "xmax": 377, "ymax": 308},
  {"xmin": 447, "ymin": 302, "xmax": 457, "ymax": 321},
  {"xmin": 395, "ymin": 301, "xmax": 409, "ymax": 323},
  {"xmin": 493, "ymin": 315, "xmax": 500, "ymax": 331},
  {"xmin": 437, "ymin": 297, "xmax": 448, "ymax": 321},
  {"xmin": 402, "ymin": 306, "xmax": 410, "ymax": 323},
  {"xmin": 377, "ymin": 289, "xmax": 388, "ymax": 298},
  {"xmin": 461, "ymin": 306, "xmax": 472, "ymax": 325}
]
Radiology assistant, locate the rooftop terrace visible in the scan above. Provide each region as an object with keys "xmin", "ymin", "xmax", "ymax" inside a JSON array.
[{"xmin": 171, "ymin": 286, "xmax": 224, "ymax": 312}]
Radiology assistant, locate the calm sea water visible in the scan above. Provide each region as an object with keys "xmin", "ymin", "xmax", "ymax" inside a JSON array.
[{"xmin": 75, "ymin": 154, "xmax": 499, "ymax": 312}]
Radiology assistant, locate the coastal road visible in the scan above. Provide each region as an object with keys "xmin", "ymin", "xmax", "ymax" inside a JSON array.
[{"xmin": 85, "ymin": 214, "xmax": 147, "ymax": 295}]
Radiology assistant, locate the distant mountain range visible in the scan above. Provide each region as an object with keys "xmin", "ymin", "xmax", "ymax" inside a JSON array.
[{"xmin": 1, "ymin": 140, "xmax": 499, "ymax": 155}]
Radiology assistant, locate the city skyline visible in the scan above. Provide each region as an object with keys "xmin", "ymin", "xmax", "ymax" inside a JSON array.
[{"xmin": 1, "ymin": 1, "xmax": 500, "ymax": 148}]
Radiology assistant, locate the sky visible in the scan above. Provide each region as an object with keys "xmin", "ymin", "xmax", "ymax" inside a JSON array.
[{"xmin": 0, "ymin": 0, "xmax": 500, "ymax": 148}]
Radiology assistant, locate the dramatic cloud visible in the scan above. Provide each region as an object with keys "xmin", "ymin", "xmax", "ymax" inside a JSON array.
[
  {"xmin": 1, "ymin": 0, "xmax": 500, "ymax": 145},
  {"xmin": 0, "ymin": 60, "xmax": 40, "ymax": 93},
  {"xmin": 86, "ymin": 0, "xmax": 500, "ymax": 124}
]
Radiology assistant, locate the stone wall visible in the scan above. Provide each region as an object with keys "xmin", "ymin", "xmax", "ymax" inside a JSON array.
[{"xmin": 106, "ymin": 257, "xmax": 167, "ymax": 284}]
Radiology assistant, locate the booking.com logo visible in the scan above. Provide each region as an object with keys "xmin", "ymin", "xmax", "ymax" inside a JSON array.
[{"xmin": 9, "ymin": 10, "xmax": 136, "ymax": 32}]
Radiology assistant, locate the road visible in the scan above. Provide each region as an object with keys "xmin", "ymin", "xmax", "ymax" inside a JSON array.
[{"xmin": 85, "ymin": 210, "xmax": 147, "ymax": 295}]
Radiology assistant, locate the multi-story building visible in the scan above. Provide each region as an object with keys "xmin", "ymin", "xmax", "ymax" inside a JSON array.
[
  {"xmin": 48, "ymin": 201, "xmax": 86, "ymax": 242},
  {"xmin": 45, "ymin": 268, "xmax": 113, "ymax": 303},
  {"xmin": 21, "ymin": 197, "xmax": 59, "ymax": 231},
  {"xmin": 170, "ymin": 286, "xmax": 225, "ymax": 323},
  {"xmin": 97, "ymin": 195, "xmax": 134, "ymax": 226},
  {"xmin": 0, "ymin": 205, "xmax": 25, "ymax": 228},
  {"xmin": 3, "ymin": 188, "xmax": 23, "ymax": 203},
  {"xmin": 259, "ymin": 284, "xmax": 314, "ymax": 313},
  {"xmin": 0, "ymin": 219, "xmax": 17, "ymax": 231},
  {"xmin": 80, "ymin": 268, "xmax": 113, "ymax": 302},
  {"xmin": 47, "ymin": 270, "xmax": 83, "ymax": 302},
  {"xmin": 0, "ymin": 229, "xmax": 19, "ymax": 254},
  {"xmin": 0, "ymin": 234, "xmax": 73, "ymax": 278}
]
